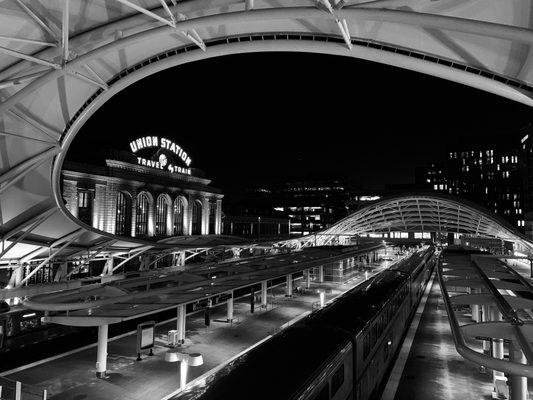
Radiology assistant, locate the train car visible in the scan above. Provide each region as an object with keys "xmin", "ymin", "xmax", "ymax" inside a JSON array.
[
  {"xmin": 0, "ymin": 303, "xmax": 79, "ymax": 354},
  {"xmin": 177, "ymin": 246, "xmax": 437, "ymax": 400}
]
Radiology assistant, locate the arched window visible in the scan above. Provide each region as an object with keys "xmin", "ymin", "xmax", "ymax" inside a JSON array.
[
  {"xmin": 156, "ymin": 195, "xmax": 169, "ymax": 236},
  {"xmin": 173, "ymin": 198, "xmax": 185, "ymax": 235},
  {"xmin": 136, "ymin": 193, "xmax": 149, "ymax": 236},
  {"xmin": 115, "ymin": 192, "xmax": 132, "ymax": 235},
  {"xmin": 192, "ymin": 200, "xmax": 202, "ymax": 235}
]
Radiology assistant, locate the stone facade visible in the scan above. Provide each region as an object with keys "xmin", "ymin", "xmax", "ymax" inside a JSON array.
[{"xmin": 61, "ymin": 159, "xmax": 223, "ymax": 238}]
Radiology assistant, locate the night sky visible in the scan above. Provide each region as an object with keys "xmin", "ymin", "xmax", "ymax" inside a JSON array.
[{"xmin": 69, "ymin": 52, "xmax": 532, "ymax": 195}]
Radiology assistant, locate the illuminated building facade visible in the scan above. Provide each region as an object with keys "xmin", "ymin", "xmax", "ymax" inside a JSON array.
[
  {"xmin": 222, "ymin": 214, "xmax": 290, "ymax": 240},
  {"xmin": 270, "ymin": 180, "xmax": 349, "ymax": 236},
  {"xmin": 520, "ymin": 124, "xmax": 533, "ymax": 238},
  {"xmin": 61, "ymin": 138, "xmax": 223, "ymax": 238},
  {"xmin": 423, "ymin": 146, "xmax": 524, "ymax": 230}
]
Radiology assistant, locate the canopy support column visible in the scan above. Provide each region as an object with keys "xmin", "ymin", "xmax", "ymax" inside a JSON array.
[{"xmin": 96, "ymin": 324, "xmax": 108, "ymax": 378}]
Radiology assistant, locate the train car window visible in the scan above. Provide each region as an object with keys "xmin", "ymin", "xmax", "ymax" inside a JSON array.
[
  {"xmin": 20, "ymin": 318, "xmax": 39, "ymax": 331},
  {"xmin": 331, "ymin": 364, "xmax": 344, "ymax": 396},
  {"xmin": 315, "ymin": 383, "xmax": 330, "ymax": 400}
]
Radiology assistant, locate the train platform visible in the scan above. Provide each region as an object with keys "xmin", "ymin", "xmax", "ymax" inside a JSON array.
[
  {"xmin": 386, "ymin": 264, "xmax": 533, "ymax": 400},
  {"xmin": 2, "ymin": 261, "xmax": 390, "ymax": 400}
]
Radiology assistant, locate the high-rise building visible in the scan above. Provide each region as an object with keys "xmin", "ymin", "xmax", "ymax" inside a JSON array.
[
  {"xmin": 272, "ymin": 180, "xmax": 350, "ymax": 236},
  {"xmin": 519, "ymin": 124, "xmax": 533, "ymax": 237},
  {"xmin": 422, "ymin": 146, "xmax": 524, "ymax": 231}
]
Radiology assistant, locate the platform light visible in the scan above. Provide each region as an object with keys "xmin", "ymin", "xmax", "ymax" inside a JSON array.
[
  {"xmin": 22, "ymin": 313, "xmax": 36, "ymax": 318},
  {"xmin": 165, "ymin": 351, "xmax": 204, "ymax": 390}
]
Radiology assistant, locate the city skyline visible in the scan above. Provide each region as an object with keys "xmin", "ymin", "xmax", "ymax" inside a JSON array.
[{"xmin": 69, "ymin": 52, "xmax": 532, "ymax": 194}]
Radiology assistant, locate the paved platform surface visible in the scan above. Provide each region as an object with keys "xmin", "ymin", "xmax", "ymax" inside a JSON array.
[
  {"xmin": 5, "ymin": 260, "xmax": 392, "ymax": 400},
  {"xmin": 391, "ymin": 265, "xmax": 533, "ymax": 400}
]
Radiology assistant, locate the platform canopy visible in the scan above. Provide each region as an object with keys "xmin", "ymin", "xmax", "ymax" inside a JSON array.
[
  {"xmin": 0, "ymin": 0, "xmax": 532, "ymax": 265},
  {"xmin": 282, "ymin": 194, "xmax": 533, "ymax": 254}
]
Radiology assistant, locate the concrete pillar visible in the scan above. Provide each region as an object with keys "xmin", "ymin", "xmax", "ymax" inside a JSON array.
[
  {"xmin": 481, "ymin": 305, "xmax": 490, "ymax": 355},
  {"xmin": 139, "ymin": 255, "xmax": 151, "ymax": 271},
  {"xmin": 471, "ymin": 288, "xmax": 479, "ymax": 322},
  {"xmin": 490, "ymin": 307, "xmax": 505, "ymax": 385},
  {"xmin": 177, "ymin": 305, "xmax": 186, "ymax": 344},
  {"xmin": 286, "ymin": 274, "xmax": 293, "ymax": 297},
  {"xmin": 305, "ymin": 269, "xmax": 311, "ymax": 289},
  {"xmin": 102, "ymin": 257, "xmax": 114, "ymax": 276},
  {"xmin": 318, "ymin": 265, "xmax": 324, "ymax": 283},
  {"xmin": 53, "ymin": 262, "xmax": 68, "ymax": 282},
  {"xmin": 96, "ymin": 324, "xmax": 108, "ymax": 378},
  {"xmin": 227, "ymin": 293, "xmax": 234, "ymax": 322},
  {"xmin": 509, "ymin": 341, "xmax": 528, "ymax": 400},
  {"xmin": 261, "ymin": 281, "xmax": 267, "ymax": 307},
  {"xmin": 173, "ymin": 252, "xmax": 185, "ymax": 268},
  {"xmin": 8, "ymin": 264, "xmax": 23, "ymax": 288}
]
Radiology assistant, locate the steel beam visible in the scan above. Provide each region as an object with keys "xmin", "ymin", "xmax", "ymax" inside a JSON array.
[
  {"xmin": 0, "ymin": 45, "xmax": 60, "ymax": 69},
  {"xmin": 62, "ymin": 0, "xmax": 70, "ymax": 63},
  {"xmin": 14, "ymin": 0, "xmax": 58, "ymax": 41},
  {"xmin": 114, "ymin": 0, "xmax": 175, "ymax": 27},
  {"xmin": 19, "ymin": 232, "xmax": 82, "ymax": 286},
  {"xmin": 0, "ymin": 212, "xmax": 54, "ymax": 258},
  {"xmin": 0, "ymin": 35, "xmax": 56, "ymax": 47},
  {"xmin": 0, "ymin": 146, "xmax": 60, "ymax": 187},
  {"xmin": 111, "ymin": 246, "xmax": 153, "ymax": 272}
]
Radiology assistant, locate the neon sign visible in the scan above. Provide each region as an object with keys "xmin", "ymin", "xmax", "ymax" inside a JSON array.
[
  {"xmin": 129, "ymin": 136, "xmax": 192, "ymax": 166},
  {"xmin": 129, "ymin": 136, "xmax": 192, "ymax": 175}
]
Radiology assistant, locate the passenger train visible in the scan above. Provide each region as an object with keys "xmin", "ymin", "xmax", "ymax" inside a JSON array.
[{"xmin": 178, "ymin": 246, "xmax": 437, "ymax": 400}]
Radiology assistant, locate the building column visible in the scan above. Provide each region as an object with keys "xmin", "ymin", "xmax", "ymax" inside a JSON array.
[
  {"xmin": 509, "ymin": 341, "xmax": 527, "ymax": 400},
  {"xmin": 200, "ymin": 198, "xmax": 209, "ymax": 235},
  {"xmin": 286, "ymin": 274, "xmax": 293, "ymax": 297},
  {"xmin": 96, "ymin": 324, "xmax": 108, "ymax": 378},
  {"xmin": 147, "ymin": 196, "xmax": 155, "ymax": 236},
  {"xmin": 318, "ymin": 265, "xmax": 324, "ymax": 283},
  {"xmin": 215, "ymin": 199, "xmax": 222, "ymax": 235},
  {"xmin": 104, "ymin": 183, "xmax": 118, "ymax": 234},
  {"xmin": 63, "ymin": 180, "xmax": 78, "ymax": 218},
  {"xmin": 305, "ymin": 269, "xmax": 311, "ymax": 289},
  {"xmin": 261, "ymin": 281, "xmax": 268, "ymax": 307},
  {"xmin": 227, "ymin": 293, "xmax": 234, "ymax": 322},
  {"xmin": 130, "ymin": 194, "xmax": 137, "ymax": 237},
  {"xmin": 166, "ymin": 199, "xmax": 173, "ymax": 236},
  {"xmin": 177, "ymin": 305, "xmax": 186, "ymax": 344},
  {"xmin": 182, "ymin": 197, "xmax": 191, "ymax": 236}
]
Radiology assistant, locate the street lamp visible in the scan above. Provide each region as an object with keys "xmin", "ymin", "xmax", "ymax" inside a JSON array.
[{"xmin": 165, "ymin": 350, "xmax": 204, "ymax": 390}]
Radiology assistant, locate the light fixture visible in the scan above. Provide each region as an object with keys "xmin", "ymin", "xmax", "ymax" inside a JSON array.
[{"xmin": 165, "ymin": 350, "xmax": 204, "ymax": 390}]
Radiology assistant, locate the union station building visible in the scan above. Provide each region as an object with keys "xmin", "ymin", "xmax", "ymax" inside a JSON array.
[{"xmin": 61, "ymin": 136, "xmax": 223, "ymax": 238}]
